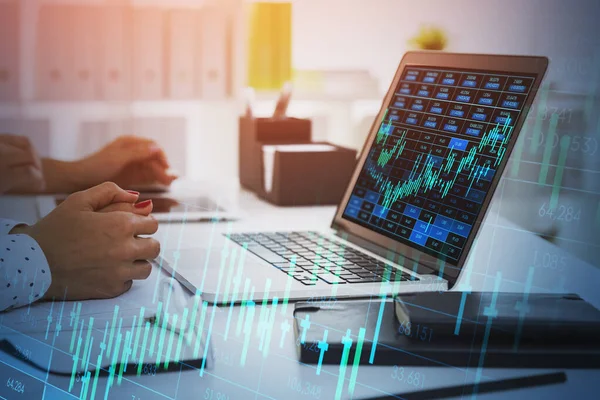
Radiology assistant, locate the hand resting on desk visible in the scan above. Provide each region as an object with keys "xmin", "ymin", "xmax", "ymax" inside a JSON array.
[{"xmin": 9, "ymin": 182, "xmax": 160, "ymax": 303}]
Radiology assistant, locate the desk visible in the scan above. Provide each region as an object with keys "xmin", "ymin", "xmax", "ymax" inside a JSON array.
[{"xmin": 1, "ymin": 188, "xmax": 599, "ymax": 400}]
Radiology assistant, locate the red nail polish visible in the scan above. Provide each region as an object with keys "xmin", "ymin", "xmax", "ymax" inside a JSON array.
[
  {"xmin": 127, "ymin": 190, "xmax": 140, "ymax": 195},
  {"xmin": 134, "ymin": 200, "xmax": 152, "ymax": 209}
]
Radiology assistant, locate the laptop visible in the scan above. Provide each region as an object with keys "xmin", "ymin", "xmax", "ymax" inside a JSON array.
[{"xmin": 164, "ymin": 52, "xmax": 548, "ymax": 303}]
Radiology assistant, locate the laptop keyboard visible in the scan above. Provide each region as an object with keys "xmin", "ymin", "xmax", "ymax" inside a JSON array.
[{"xmin": 226, "ymin": 232, "xmax": 417, "ymax": 286}]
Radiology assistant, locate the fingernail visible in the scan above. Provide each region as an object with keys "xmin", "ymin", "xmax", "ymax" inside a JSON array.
[
  {"xmin": 149, "ymin": 145, "xmax": 161, "ymax": 153},
  {"xmin": 134, "ymin": 200, "xmax": 152, "ymax": 209},
  {"xmin": 127, "ymin": 190, "xmax": 140, "ymax": 195}
]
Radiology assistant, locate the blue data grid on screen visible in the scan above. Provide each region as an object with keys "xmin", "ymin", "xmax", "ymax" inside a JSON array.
[
  {"xmin": 345, "ymin": 206, "xmax": 360, "ymax": 219},
  {"xmin": 503, "ymin": 100, "xmax": 519, "ymax": 108},
  {"xmin": 480, "ymin": 168, "xmax": 495, "ymax": 180},
  {"xmin": 413, "ymin": 220, "xmax": 432, "ymax": 235},
  {"xmin": 409, "ymin": 231, "xmax": 429, "ymax": 246},
  {"xmin": 429, "ymin": 156, "xmax": 443, "ymax": 168},
  {"xmin": 344, "ymin": 66, "xmax": 536, "ymax": 265},
  {"xmin": 365, "ymin": 191, "xmax": 380, "ymax": 203},
  {"xmin": 444, "ymin": 124, "xmax": 458, "ymax": 133},
  {"xmin": 451, "ymin": 220, "xmax": 471, "ymax": 237},
  {"xmin": 434, "ymin": 215, "xmax": 454, "ymax": 230},
  {"xmin": 430, "ymin": 227, "xmax": 449, "ymax": 242},
  {"xmin": 380, "ymin": 124, "xmax": 393, "ymax": 134},
  {"xmin": 466, "ymin": 189, "xmax": 485, "ymax": 203},
  {"xmin": 404, "ymin": 205, "xmax": 421, "ymax": 218},
  {"xmin": 349, "ymin": 195, "xmax": 363, "ymax": 209},
  {"xmin": 449, "ymin": 138, "xmax": 468, "ymax": 150},
  {"xmin": 472, "ymin": 113, "xmax": 487, "ymax": 121},
  {"xmin": 373, "ymin": 205, "xmax": 389, "ymax": 218},
  {"xmin": 465, "ymin": 128, "xmax": 481, "ymax": 137}
]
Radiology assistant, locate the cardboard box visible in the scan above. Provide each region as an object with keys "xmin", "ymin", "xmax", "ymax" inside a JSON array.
[
  {"xmin": 239, "ymin": 116, "xmax": 312, "ymax": 192},
  {"xmin": 239, "ymin": 116, "xmax": 357, "ymax": 206}
]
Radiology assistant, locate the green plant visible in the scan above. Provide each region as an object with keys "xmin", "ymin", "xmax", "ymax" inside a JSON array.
[{"xmin": 409, "ymin": 26, "xmax": 448, "ymax": 51}]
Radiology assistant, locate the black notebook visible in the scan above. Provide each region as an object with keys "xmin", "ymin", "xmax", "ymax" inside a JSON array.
[
  {"xmin": 394, "ymin": 292, "xmax": 600, "ymax": 345},
  {"xmin": 293, "ymin": 292, "xmax": 600, "ymax": 369}
]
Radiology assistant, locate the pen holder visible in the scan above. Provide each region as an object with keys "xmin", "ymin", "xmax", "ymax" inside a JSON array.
[
  {"xmin": 239, "ymin": 116, "xmax": 312, "ymax": 192},
  {"xmin": 259, "ymin": 142, "xmax": 357, "ymax": 206},
  {"xmin": 238, "ymin": 116, "xmax": 357, "ymax": 206}
]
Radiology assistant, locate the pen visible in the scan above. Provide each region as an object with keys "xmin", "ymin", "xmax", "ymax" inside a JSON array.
[
  {"xmin": 244, "ymin": 87, "xmax": 256, "ymax": 118},
  {"xmin": 359, "ymin": 371, "xmax": 567, "ymax": 400},
  {"xmin": 272, "ymin": 81, "xmax": 293, "ymax": 119}
]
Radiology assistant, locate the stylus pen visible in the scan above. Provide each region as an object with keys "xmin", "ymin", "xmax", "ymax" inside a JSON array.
[{"xmin": 360, "ymin": 371, "xmax": 567, "ymax": 400}]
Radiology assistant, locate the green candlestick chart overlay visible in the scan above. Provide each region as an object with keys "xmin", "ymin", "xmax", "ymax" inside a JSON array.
[
  {"xmin": 2, "ymin": 101, "xmax": 599, "ymax": 400},
  {"xmin": 369, "ymin": 112, "xmax": 513, "ymax": 212},
  {"xmin": 2, "ymin": 105, "xmax": 598, "ymax": 400},
  {"xmin": 2, "ymin": 79, "xmax": 600, "ymax": 400}
]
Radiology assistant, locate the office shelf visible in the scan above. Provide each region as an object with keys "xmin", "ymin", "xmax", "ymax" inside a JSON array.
[{"xmin": 3, "ymin": 0, "xmax": 385, "ymax": 182}]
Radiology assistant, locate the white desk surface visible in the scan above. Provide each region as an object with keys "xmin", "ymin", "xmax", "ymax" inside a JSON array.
[{"xmin": 0, "ymin": 187, "xmax": 599, "ymax": 400}]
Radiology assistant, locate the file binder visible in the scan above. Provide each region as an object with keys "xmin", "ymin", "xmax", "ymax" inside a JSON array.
[
  {"xmin": 199, "ymin": 6, "xmax": 229, "ymax": 99},
  {"xmin": 99, "ymin": 4, "xmax": 133, "ymax": 101},
  {"xmin": 71, "ymin": 5, "xmax": 100, "ymax": 100},
  {"xmin": 133, "ymin": 7, "xmax": 165, "ymax": 100},
  {"xmin": 0, "ymin": 0, "xmax": 19, "ymax": 102},
  {"xmin": 36, "ymin": 4, "xmax": 74, "ymax": 100},
  {"xmin": 167, "ymin": 9, "xmax": 201, "ymax": 99}
]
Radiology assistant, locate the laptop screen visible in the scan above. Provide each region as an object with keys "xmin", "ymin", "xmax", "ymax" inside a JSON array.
[{"xmin": 341, "ymin": 66, "xmax": 538, "ymax": 265}]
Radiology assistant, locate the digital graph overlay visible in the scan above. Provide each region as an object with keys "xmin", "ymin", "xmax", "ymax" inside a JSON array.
[{"xmin": 343, "ymin": 66, "xmax": 536, "ymax": 263}]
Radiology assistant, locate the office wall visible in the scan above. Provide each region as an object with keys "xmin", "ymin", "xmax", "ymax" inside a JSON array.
[{"xmin": 293, "ymin": 0, "xmax": 600, "ymax": 94}]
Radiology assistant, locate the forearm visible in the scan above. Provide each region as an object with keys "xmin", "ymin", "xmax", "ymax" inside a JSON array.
[
  {"xmin": 41, "ymin": 158, "xmax": 89, "ymax": 193},
  {"xmin": 0, "ymin": 220, "xmax": 52, "ymax": 312}
]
